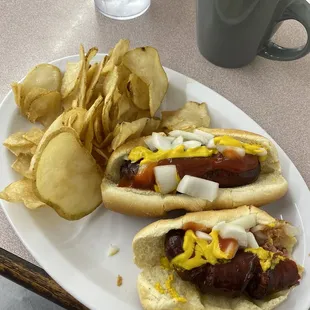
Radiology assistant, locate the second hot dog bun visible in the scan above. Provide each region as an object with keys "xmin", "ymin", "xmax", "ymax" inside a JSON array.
[
  {"xmin": 133, "ymin": 206, "xmax": 297, "ymax": 310},
  {"xmin": 101, "ymin": 128, "xmax": 288, "ymax": 217}
]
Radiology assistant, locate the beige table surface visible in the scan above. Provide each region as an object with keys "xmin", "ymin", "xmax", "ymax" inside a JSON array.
[{"xmin": 0, "ymin": 0, "xmax": 309, "ymax": 266}]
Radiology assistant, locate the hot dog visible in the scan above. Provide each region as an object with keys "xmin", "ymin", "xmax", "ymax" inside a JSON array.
[
  {"xmin": 101, "ymin": 128, "xmax": 288, "ymax": 217},
  {"xmin": 133, "ymin": 206, "xmax": 302, "ymax": 310}
]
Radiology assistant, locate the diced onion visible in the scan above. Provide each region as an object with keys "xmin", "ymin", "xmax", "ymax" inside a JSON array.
[
  {"xmin": 284, "ymin": 223, "xmax": 299, "ymax": 237},
  {"xmin": 212, "ymin": 221, "xmax": 226, "ymax": 232},
  {"xmin": 154, "ymin": 165, "xmax": 178, "ymax": 194},
  {"xmin": 172, "ymin": 136, "xmax": 184, "ymax": 148},
  {"xmin": 193, "ymin": 129, "xmax": 214, "ymax": 143},
  {"xmin": 207, "ymin": 138, "xmax": 215, "ymax": 149},
  {"xmin": 218, "ymin": 223, "xmax": 248, "ymax": 248},
  {"xmin": 152, "ymin": 132, "xmax": 172, "ymax": 150},
  {"xmin": 246, "ymin": 232, "xmax": 259, "ymax": 248},
  {"xmin": 144, "ymin": 136, "xmax": 157, "ymax": 151},
  {"xmin": 257, "ymin": 148, "xmax": 267, "ymax": 157},
  {"xmin": 177, "ymin": 175, "xmax": 219, "ymax": 201},
  {"xmin": 183, "ymin": 140, "xmax": 202, "ymax": 149},
  {"xmin": 229, "ymin": 214, "xmax": 257, "ymax": 230},
  {"xmin": 196, "ymin": 231, "xmax": 212, "ymax": 241},
  {"xmin": 168, "ymin": 130, "xmax": 206, "ymax": 144},
  {"xmin": 251, "ymin": 224, "xmax": 267, "ymax": 233}
]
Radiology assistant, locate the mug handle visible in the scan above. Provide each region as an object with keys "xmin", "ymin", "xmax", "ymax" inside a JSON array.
[{"xmin": 259, "ymin": 0, "xmax": 310, "ymax": 61}]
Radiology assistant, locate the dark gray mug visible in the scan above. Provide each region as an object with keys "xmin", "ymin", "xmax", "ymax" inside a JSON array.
[{"xmin": 197, "ymin": 0, "xmax": 310, "ymax": 68}]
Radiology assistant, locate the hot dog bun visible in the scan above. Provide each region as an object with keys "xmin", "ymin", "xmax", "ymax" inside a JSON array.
[
  {"xmin": 101, "ymin": 128, "xmax": 288, "ymax": 217},
  {"xmin": 133, "ymin": 206, "xmax": 297, "ymax": 310}
]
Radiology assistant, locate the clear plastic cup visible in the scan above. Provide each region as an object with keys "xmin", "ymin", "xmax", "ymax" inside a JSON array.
[{"xmin": 94, "ymin": 0, "xmax": 151, "ymax": 20}]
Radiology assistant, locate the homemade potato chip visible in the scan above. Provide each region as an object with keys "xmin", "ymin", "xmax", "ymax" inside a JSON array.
[
  {"xmin": 22, "ymin": 64, "xmax": 62, "ymax": 96},
  {"xmin": 22, "ymin": 128, "xmax": 44, "ymax": 145},
  {"xmin": 103, "ymin": 39, "xmax": 129, "ymax": 74},
  {"xmin": 126, "ymin": 73, "xmax": 149, "ymax": 110},
  {"xmin": 26, "ymin": 90, "xmax": 62, "ymax": 127},
  {"xmin": 141, "ymin": 118, "xmax": 161, "ymax": 135},
  {"xmin": 85, "ymin": 57, "xmax": 105, "ymax": 109},
  {"xmin": 62, "ymin": 107, "xmax": 86, "ymax": 136},
  {"xmin": 161, "ymin": 101, "xmax": 210, "ymax": 131},
  {"xmin": 11, "ymin": 154, "xmax": 32, "ymax": 179},
  {"xmin": 61, "ymin": 62, "xmax": 83, "ymax": 99},
  {"xmin": 3, "ymin": 131, "xmax": 37, "ymax": 156},
  {"xmin": 80, "ymin": 95, "xmax": 103, "ymax": 152},
  {"xmin": 111, "ymin": 118, "xmax": 148, "ymax": 150},
  {"xmin": 94, "ymin": 111, "xmax": 104, "ymax": 145},
  {"xmin": 32, "ymin": 127, "xmax": 103, "ymax": 220},
  {"xmin": 11, "ymin": 82, "xmax": 23, "ymax": 109},
  {"xmin": 0, "ymin": 178, "xmax": 46, "ymax": 210},
  {"xmin": 123, "ymin": 46, "xmax": 168, "ymax": 117}
]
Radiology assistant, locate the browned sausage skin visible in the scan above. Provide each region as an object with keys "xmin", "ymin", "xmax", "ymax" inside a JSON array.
[{"xmin": 165, "ymin": 229, "xmax": 300, "ymax": 300}]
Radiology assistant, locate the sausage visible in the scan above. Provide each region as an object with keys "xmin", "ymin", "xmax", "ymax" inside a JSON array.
[
  {"xmin": 164, "ymin": 230, "xmax": 300, "ymax": 299},
  {"xmin": 119, "ymin": 153, "xmax": 261, "ymax": 189},
  {"xmin": 246, "ymin": 259, "xmax": 300, "ymax": 299}
]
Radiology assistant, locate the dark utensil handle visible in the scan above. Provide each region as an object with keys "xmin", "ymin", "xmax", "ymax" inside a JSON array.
[
  {"xmin": 259, "ymin": 0, "xmax": 310, "ymax": 60},
  {"xmin": 0, "ymin": 247, "xmax": 88, "ymax": 310}
]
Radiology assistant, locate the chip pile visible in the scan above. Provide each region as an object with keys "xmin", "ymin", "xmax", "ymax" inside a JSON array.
[{"xmin": 0, "ymin": 39, "xmax": 211, "ymax": 220}]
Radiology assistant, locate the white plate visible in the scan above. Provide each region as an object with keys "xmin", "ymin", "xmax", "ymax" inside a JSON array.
[{"xmin": 0, "ymin": 54, "xmax": 309, "ymax": 310}]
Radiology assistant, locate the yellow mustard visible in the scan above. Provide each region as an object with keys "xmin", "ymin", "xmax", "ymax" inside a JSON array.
[
  {"xmin": 154, "ymin": 282, "xmax": 165, "ymax": 294},
  {"xmin": 129, "ymin": 145, "xmax": 216, "ymax": 164},
  {"xmin": 244, "ymin": 247, "xmax": 286, "ymax": 272},
  {"xmin": 170, "ymin": 229, "xmax": 285, "ymax": 272},
  {"xmin": 165, "ymin": 274, "xmax": 187, "ymax": 303},
  {"xmin": 128, "ymin": 136, "xmax": 267, "ymax": 164},
  {"xmin": 160, "ymin": 256, "xmax": 172, "ymax": 270},
  {"xmin": 171, "ymin": 230, "xmax": 231, "ymax": 270}
]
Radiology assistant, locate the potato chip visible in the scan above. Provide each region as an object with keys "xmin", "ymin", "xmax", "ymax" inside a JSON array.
[
  {"xmin": 111, "ymin": 118, "xmax": 148, "ymax": 150},
  {"xmin": 123, "ymin": 47, "xmax": 168, "ymax": 117},
  {"xmin": 91, "ymin": 147, "xmax": 108, "ymax": 172},
  {"xmin": 11, "ymin": 82, "xmax": 23, "ymax": 109},
  {"xmin": 77, "ymin": 45, "xmax": 87, "ymax": 108},
  {"xmin": 80, "ymin": 95, "xmax": 103, "ymax": 152},
  {"xmin": 161, "ymin": 101, "xmax": 211, "ymax": 131},
  {"xmin": 0, "ymin": 178, "xmax": 46, "ymax": 210},
  {"xmin": 86, "ymin": 47, "xmax": 98, "ymax": 65},
  {"xmin": 3, "ymin": 131, "xmax": 37, "ymax": 156},
  {"xmin": 102, "ymin": 66, "xmax": 119, "ymax": 99},
  {"xmin": 94, "ymin": 111, "xmax": 104, "ymax": 145},
  {"xmin": 117, "ymin": 64, "xmax": 131, "ymax": 94},
  {"xmin": 32, "ymin": 127, "xmax": 103, "ymax": 220},
  {"xmin": 126, "ymin": 73, "xmax": 149, "ymax": 110},
  {"xmin": 103, "ymin": 39, "xmax": 129, "ymax": 74},
  {"xmin": 141, "ymin": 118, "xmax": 161, "ymax": 135},
  {"xmin": 61, "ymin": 62, "xmax": 83, "ymax": 99},
  {"xmin": 22, "ymin": 64, "xmax": 62, "ymax": 96},
  {"xmin": 11, "ymin": 154, "xmax": 32, "ymax": 179},
  {"xmin": 87, "ymin": 63, "xmax": 98, "ymax": 88},
  {"xmin": 62, "ymin": 107, "xmax": 87, "ymax": 136},
  {"xmin": 22, "ymin": 128, "xmax": 44, "ymax": 145},
  {"xmin": 27, "ymin": 90, "xmax": 62, "ymax": 127},
  {"xmin": 85, "ymin": 57, "xmax": 105, "ymax": 109}
]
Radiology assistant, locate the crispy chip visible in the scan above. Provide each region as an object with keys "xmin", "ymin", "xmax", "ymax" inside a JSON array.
[
  {"xmin": 141, "ymin": 118, "xmax": 161, "ymax": 136},
  {"xmin": 61, "ymin": 62, "xmax": 83, "ymax": 99},
  {"xmin": 123, "ymin": 47, "xmax": 168, "ymax": 117},
  {"xmin": 27, "ymin": 90, "xmax": 62, "ymax": 127},
  {"xmin": 85, "ymin": 57, "xmax": 105, "ymax": 109},
  {"xmin": 81, "ymin": 95, "xmax": 103, "ymax": 152},
  {"xmin": 77, "ymin": 45, "xmax": 87, "ymax": 108},
  {"xmin": 161, "ymin": 101, "xmax": 210, "ymax": 131},
  {"xmin": 11, "ymin": 154, "xmax": 32, "ymax": 179},
  {"xmin": 22, "ymin": 128, "xmax": 44, "ymax": 145},
  {"xmin": 22, "ymin": 64, "xmax": 62, "ymax": 96},
  {"xmin": 111, "ymin": 118, "xmax": 148, "ymax": 150},
  {"xmin": 126, "ymin": 73, "xmax": 149, "ymax": 110},
  {"xmin": 62, "ymin": 108, "xmax": 87, "ymax": 136},
  {"xmin": 11, "ymin": 82, "xmax": 23, "ymax": 110},
  {"xmin": 103, "ymin": 39, "xmax": 130, "ymax": 74},
  {"xmin": 87, "ymin": 63, "xmax": 98, "ymax": 88},
  {"xmin": 0, "ymin": 178, "xmax": 46, "ymax": 209},
  {"xmin": 94, "ymin": 111, "xmax": 104, "ymax": 145},
  {"xmin": 3, "ymin": 131, "xmax": 37, "ymax": 156}
]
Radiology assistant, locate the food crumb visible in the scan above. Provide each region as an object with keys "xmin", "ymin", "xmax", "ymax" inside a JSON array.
[
  {"xmin": 108, "ymin": 245, "xmax": 120, "ymax": 257},
  {"xmin": 117, "ymin": 275, "xmax": 123, "ymax": 287}
]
